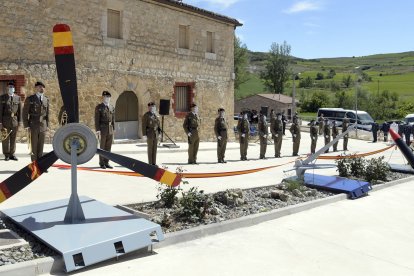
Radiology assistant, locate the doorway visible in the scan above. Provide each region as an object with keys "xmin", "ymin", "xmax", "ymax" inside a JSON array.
[{"xmin": 115, "ymin": 91, "xmax": 138, "ymax": 139}]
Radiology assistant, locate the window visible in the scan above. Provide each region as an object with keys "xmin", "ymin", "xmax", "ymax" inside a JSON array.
[
  {"xmin": 206, "ymin": 31, "xmax": 214, "ymax": 53},
  {"xmin": 179, "ymin": 25, "xmax": 189, "ymax": 49},
  {"xmin": 107, "ymin": 9, "xmax": 121, "ymax": 39},
  {"xmin": 173, "ymin": 83, "xmax": 194, "ymax": 117}
]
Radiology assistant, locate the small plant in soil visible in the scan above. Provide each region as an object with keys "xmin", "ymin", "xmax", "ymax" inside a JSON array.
[{"xmin": 179, "ymin": 187, "xmax": 212, "ymax": 222}]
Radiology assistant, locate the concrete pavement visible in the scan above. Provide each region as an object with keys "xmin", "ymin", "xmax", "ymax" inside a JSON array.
[{"xmin": 0, "ymin": 130, "xmax": 413, "ymax": 275}]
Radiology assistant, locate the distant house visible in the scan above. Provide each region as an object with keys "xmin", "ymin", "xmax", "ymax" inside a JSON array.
[{"xmin": 235, "ymin": 94, "xmax": 299, "ymax": 119}]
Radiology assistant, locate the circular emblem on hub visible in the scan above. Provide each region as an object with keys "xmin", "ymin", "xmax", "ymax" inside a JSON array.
[{"xmin": 53, "ymin": 123, "xmax": 97, "ymax": 164}]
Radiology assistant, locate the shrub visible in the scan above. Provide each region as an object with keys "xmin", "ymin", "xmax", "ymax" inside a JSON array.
[
  {"xmin": 364, "ymin": 156, "xmax": 390, "ymax": 184},
  {"xmin": 282, "ymin": 178, "xmax": 305, "ymax": 192},
  {"xmin": 336, "ymin": 156, "xmax": 351, "ymax": 177},
  {"xmin": 349, "ymin": 157, "xmax": 366, "ymax": 178},
  {"xmin": 179, "ymin": 187, "xmax": 211, "ymax": 222},
  {"xmin": 156, "ymin": 166, "xmax": 186, "ymax": 208}
]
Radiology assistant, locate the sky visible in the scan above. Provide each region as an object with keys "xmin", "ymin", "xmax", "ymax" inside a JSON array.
[{"xmin": 184, "ymin": 0, "xmax": 414, "ymax": 59}]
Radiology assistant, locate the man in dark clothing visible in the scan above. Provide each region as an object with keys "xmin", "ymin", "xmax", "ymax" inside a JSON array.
[
  {"xmin": 403, "ymin": 123, "xmax": 412, "ymax": 146},
  {"xmin": 371, "ymin": 121, "xmax": 379, "ymax": 142},
  {"xmin": 381, "ymin": 122, "xmax": 390, "ymax": 142}
]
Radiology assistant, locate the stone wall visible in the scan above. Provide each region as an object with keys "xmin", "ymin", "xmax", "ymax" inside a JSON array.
[{"xmin": 0, "ymin": 0, "xmax": 238, "ymax": 142}]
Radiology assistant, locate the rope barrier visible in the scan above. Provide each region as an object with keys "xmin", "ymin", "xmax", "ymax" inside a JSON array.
[{"xmin": 52, "ymin": 145, "xmax": 394, "ymax": 179}]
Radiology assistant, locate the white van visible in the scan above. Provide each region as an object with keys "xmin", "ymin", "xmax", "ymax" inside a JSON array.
[
  {"xmin": 317, "ymin": 108, "xmax": 374, "ymax": 131},
  {"xmin": 404, "ymin": 114, "xmax": 414, "ymax": 125}
]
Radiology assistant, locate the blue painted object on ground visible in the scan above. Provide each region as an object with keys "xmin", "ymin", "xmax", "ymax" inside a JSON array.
[
  {"xmin": 1, "ymin": 196, "xmax": 164, "ymax": 272},
  {"xmin": 304, "ymin": 173, "xmax": 372, "ymax": 199}
]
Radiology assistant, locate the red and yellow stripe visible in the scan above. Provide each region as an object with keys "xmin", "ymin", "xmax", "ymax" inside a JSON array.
[
  {"xmin": 53, "ymin": 24, "xmax": 74, "ymax": 55},
  {"xmin": 0, "ymin": 182, "xmax": 11, "ymax": 203},
  {"xmin": 154, "ymin": 169, "xmax": 181, "ymax": 187}
]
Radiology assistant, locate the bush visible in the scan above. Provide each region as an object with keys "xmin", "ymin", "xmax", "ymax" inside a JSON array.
[
  {"xmin": 364, "ymin": 156, "xmax": 390, "ymax": 184},
  {"xmin": 157, "ymin": 186, "xmax": 181, "ymax": 208},
  {"xmin": 349, "ymin": 157, "xmax": 366, "ymax": 178},
  {"xmin": 179, "ymin": 187, "xmax": 211, "ymax": 222},
  {"xmin": 336, "ymin": 157, "xmax": 351, "ymax": 177},
  {"xmin": 283, "ymin": 178, "xmax": 306, "ymax": 192}
]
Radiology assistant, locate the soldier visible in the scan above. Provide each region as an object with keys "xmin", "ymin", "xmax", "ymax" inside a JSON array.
[
  {"xmin": 271, "ymin": 113, "xmax": 283, "ymax": 158},
  {"xmin": 398, "ymin": 122, "xmax": 404, "ymax": 138},
  {"xmin": 371, "ymin": 121, "xmax": 379, "ymax": 142},
  {"xmin": 142, "ymin": 102, "xmax": 161, "ymax": 165},
  {"xmin": 95, "ymin": 91, "xmax": 115, "ymax": 169},
  {"xmin": 309, "ymin": 120, "xmax": 318, "ymax": 154},
  {"xmin": 237, "ymin": 111, "xmax": 250, "ymax": 160},
  {"xmin": 22, "ymin": 81, "xmax": 49, "ymax": 162},
  {"xmin": 269, "ymin": 109, "xmax": 276, "ymax": 128},
  {"xmin": 258, "ymin": 110, "xmax": 268, "ymax": 159},
  {"xmin": 289, "ymin": 116, "xmax": 301, "ymax": 156},
  {"xmin": 403, "ymin": 123, "xmax": 411, "ymax": 146},
  {"xmin": 214, "ymin": 108, "xmax": 228, "ymax": 163},
  {"xmin": 381, "ymin": 121, "xmax": 390, "ymax": 142},
  {"xmin": 281, "ymin": 111, "xmax": 287, "ymax": 135},
  {"xmin": 318, "ymin": 113, "xmax": 324, "ymax": 135},
  {"xmin": 332, "ymin": 120, "xmax": 339, "ymax": 152},
  {"xmin": 342, "ymin": 114, "xmax": 349, "ymax": 151},
  {"xmin": 183, "ymin": 103, "xmax": 200, "ymax": 164},
  {"xmin": 0, "ymin": 81, "xmax": 21, "ymax": 161},
  {"xmin": 323, "ymin": 119, "xmax": 331, "ymax": 153}
]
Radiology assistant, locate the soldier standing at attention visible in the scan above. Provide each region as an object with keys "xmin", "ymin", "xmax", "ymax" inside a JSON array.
[
  {"xmin": 269, "ymin": 109, "xmax": 276, "ymax": 128},
  {"xmin": 289, "ymin": 116, "xmax": 301, "ymax": 156},
  {"xmin": 22, "ymin": 81, "xmax": 49, "ymax": 162},
  {"xmin": 95, "ymin": 91, "xmax": 115, "ymax": 169},
  {"xmin": 271, "ymin": 113, "xmax": 283, "ymax": 158},
  {"xmin": 183, "ymin": 103, "xmax": 200, "ymax": 164},
  {"xmin": 381, "ymin": 121, "xmax": 390, "ymax": 142},
  {"xmin": 318, "ymin": 113, "xmax": 324, "ymax": 135},
  {"xmin": 214, "ymin": 108, "xmax": 228, "ymax": 163},
  {"xmin": 0, "ymin": 81, "xmax": 21, "ymax": 161},
  {"xmin": 281, "ymin": 111, "xmax": 287, "ymax": 135},
  {"xmin": 323, "ymin": 119, "xmax": 331, "ymax": 153},
  {"xmin": 342, "ymin": 114, "xmax": 349, "ymax": 151},
  {"xmin": 309, "ymin": 119, "xmax": 318, "ymax": 154},
  {"xmin": 142, "ymin": 102, "xmax": 161, "ymax": 165},
  {"xmin": 332, "ymin": 120, "xmax": 339, "ymax": 152},
  {"xmin": 258, "ymin": 110, "xmax": 268, "ymax": 159},
  {"xmin": 237, "ymin": 111, "xmax": 250, "ymax": 160}
]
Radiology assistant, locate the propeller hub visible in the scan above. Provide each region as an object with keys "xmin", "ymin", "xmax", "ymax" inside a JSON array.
[{"xmin": 53, "ymin": 123, "xmax": 97, "ymax": 164}]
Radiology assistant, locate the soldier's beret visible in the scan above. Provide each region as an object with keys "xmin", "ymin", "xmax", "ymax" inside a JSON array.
[
  {"xmin": 148, "ymin": 102, "xmax": 155, "ymax": 106},
  {"xmin": 35, "ymin": 81, "xmax": 45, "ymax": 88},
  {"xmin": 218, "ymin": 108, "xmax": 225, "ymax": 112},
  {"xmin": 7, "ymin": 81, "xmax": 15, "ymax": 86},
  {"xmin": 190, "ymin": 103, "xmax": 197, "ymax": 108},
  {"xmin": 102, "ymin": 91, "xmax": 111, "ymax": 97}
]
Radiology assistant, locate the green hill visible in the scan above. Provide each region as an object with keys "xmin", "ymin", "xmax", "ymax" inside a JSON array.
[{"xmin": 237, "ymin": 51, "xmax": 414, "ymax": 102}]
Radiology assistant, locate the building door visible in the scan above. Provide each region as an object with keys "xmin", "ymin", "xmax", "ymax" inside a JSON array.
[{"xmin": 115, "ymin": 91, "xmax": 138, "ymax": 139}]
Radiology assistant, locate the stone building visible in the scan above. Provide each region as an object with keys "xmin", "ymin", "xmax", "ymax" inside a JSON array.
[
  {"xmin": 235, "ymin": 94, "xmax": 299, "ymax": 119},
  {"xmin": 0, "ymin": 0, "xmax": 241, "ymax": 142}
]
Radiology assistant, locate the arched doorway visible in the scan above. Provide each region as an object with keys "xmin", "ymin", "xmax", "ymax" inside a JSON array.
[{"xmin": 115, "ymin": 91, "xmax": 138, "ymax": 139}]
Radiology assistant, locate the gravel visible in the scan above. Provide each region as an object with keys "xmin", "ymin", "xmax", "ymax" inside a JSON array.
[{"xmin": 0, "ymin": 171, "xmax": 410, "ymax": 267}]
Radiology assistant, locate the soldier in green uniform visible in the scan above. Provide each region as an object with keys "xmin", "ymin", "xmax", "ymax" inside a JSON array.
[
  {"xmin": 289, "ymin": 116, "xmax": 301, "ymax": 156},
  {"xmin": 309, "ymin": 119, "xmax": 318, "ymax": 154},
  {"xmin": 269, "ymin": 109, "xmax": 276, "ymax": 129},
  {"xmin": 0, "ymin": 81, "xmax": 21, "ymax": 161},
  {"xmin": 323, "ymin": 118, "xmax": 331, "ymax": 153},
  {"xmin": 318, "ymin": 113, "xmax": 324, "ymax": 135},
  {"xmin": 271, "ymin": 113, "xmax": 283, "ymax": 158},
  {"xmin": 142, "ymin": 102, "xmax": 161, "ymax": 165},
  {"xmin": 95, "ymin": 91, "xmax": 115, "ymax": 169},
  {"xmin": 237, "ymin": 111, "xmax": 250, "ymax": 160},
  {"xmin": 214, "ymin": 108, "xmax": 228, "ymax": 163},
  {"xmin": 183, "ymin": 103, "xmax": 200, "ymax": 164},
  {"xmin": 342, "ymin": 115, "xmax": 349, "ymax": 151},
  {"xmin": 332, "ymin": 120, "xmax": 339, "ymax": 152},
  {"xmin": 258, "ymin": 110, "xmax": 268, "ymax": 159},
  {"xmin": 22, "ymin": 81, "xmax": 49, "ymax": 162}
]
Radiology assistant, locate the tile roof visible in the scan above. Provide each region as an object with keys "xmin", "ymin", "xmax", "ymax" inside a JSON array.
[{"xmin": 257, "ymin": 93, "xmax": 299, "ymax": 104}]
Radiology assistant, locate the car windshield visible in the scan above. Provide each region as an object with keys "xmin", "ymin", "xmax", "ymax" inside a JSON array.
[
  {"xmin": 406, "ymin": 117, "xmax": 414, "ymax": 123},
  {"xmin": 357, "ymin": 113, "xmax": 374, "ymax": 122}
]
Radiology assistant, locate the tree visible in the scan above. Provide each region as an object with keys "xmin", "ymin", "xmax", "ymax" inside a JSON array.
[
  {"xmin": 301, "ymin": 91, "xmax": 330, "ymax": 112},
  {"xmin": 326, "ymin": 69, "xmax": 336, "ymax": 79},
  {"xmin": 260, "ymin": 41, "xmax": 291, "ymax": 94},
  {"xmin": 342, "ymin": 75, "xmax": 353, "ymax": 88},
  {"xmin": 299, "ymin": 76, "xmax": 313, "ymax": 88},
  {"xmin": 316, "ymin": 72, "xmax": 324, "ymax": 80},
  {"xmin": 234, "ymin": 36, "xmax": 249, "ymax": 91}
]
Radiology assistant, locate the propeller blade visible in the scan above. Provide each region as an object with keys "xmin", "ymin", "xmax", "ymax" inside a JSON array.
[
  {"xmin": 0, "ymin": 151, "xmax": 58, "ymax": 204},
  {"xmin": 53, "ymin": 24, "xmax": 79, "ymax": 123},
  {"xmin": 97, "ymin": 149, "xmax": 181, "ymax": 187}
]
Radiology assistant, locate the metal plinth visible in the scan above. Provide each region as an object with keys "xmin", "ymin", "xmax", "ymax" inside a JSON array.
[
  {"xmin": 1, "ymin": 196, "xmax": 164, "ymax": 272},
  {"xmin": 389, "ymin": 164, "xmax": 414, "ymax": 174},
  {"xmin": 304, "ymin": 173, "xmax": 372, "ymax": 199}
]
